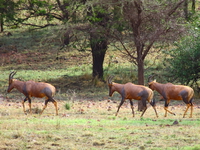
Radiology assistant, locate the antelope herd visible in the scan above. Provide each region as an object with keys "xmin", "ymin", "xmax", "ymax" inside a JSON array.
[{"xmin": 6, "ymin": 72, "xmax": 195, "ymax": 118}]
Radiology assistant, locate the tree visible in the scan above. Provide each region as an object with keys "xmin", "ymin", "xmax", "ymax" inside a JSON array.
[
  {"xmin": 90, "ymin": 31, "xmax": 108, "ymax": 79},
  {"xmin": 18, "ymin": 0, "xmax": 110, "ymax": 80},
  {"xmin": 87, "ymin": 4, "xmax": 110, "ymax": 79},
  {"xmin": 105, "ymin": 0, "xmax": 188, "ymax": 110},
  {"xmin": 0, "ymin": 0, "xmax": 109, "ymax": 80}
]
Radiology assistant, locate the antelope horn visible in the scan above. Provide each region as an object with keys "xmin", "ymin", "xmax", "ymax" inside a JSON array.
[
  {"xmin": 9, "ymin": 71, "xmax": 17, "ymax": 80},
  {"xmin": 107, "ymin": 75, "xmax": 114, "ymax": 84},
  {"xmin": 148, "ymin": 75, "xmax": 154, "ymax": 82}
]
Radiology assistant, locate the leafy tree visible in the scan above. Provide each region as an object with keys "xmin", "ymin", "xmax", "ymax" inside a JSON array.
[
  {"xmin": 111, "ymin": 0, "xmax": 187, "ymax": 84},
  {"xmin": 105, "ymin": 0, "xmax": 189, "ymax": 110},
  {"xmin": 86, "ymin": 4, "xmax": 110, "ymax": 79},
  {"xmin": 1, "ymin": 0, "xmax": 110, "ymax": 80}
]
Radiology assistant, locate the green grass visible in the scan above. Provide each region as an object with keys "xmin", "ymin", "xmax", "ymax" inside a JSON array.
[{"xmin": 0, "ymin": 104, "xmax": 200, "ymax": 150}]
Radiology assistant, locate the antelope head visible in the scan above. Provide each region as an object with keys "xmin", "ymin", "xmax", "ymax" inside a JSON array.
[
  {"xmin": 107, "ymin": 75, "xmax": 114, "ymax": 96},
  {"xmin": 148, "ymin": 75, "xmax": 156, "ymax": 90},
  {"xmin": 7, "ymin": 71, "xmax": 17, "ymax": 93}
]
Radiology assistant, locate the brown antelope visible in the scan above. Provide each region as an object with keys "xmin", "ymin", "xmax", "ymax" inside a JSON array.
[
  {"xmin": 7, "ymin": 71, "xmax": 58, "ymax": 115},
  {"xmin": 107, "ymin": 76, "xmax": 158, "ymax": 118},
  {"xmin": 148, "ymin": 76, "xmax": 194, "ymax": 118}
]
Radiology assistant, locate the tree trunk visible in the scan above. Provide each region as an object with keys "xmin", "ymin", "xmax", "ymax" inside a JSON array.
[
  {"xmin": 63, "ymin": 31, "xmax": 70, "ymax": 45},
  {"xmin": 0, "ymin": 15, "xmax": 3, "ymax": 32},
  {"xmin": 137, "ymin": 56, "xmax": 145, "ymax": 111},
  {"xmin": 191, "ymin": 0, "xmax": 195, "ymax": 13},
  {"xmin": 137, "ymin": 59, "xmax": 144, "ymax": 85},
  {"xmin": 90, "ymin": 32, "xmax": 107, "ymax": 79},
  {"xmin": 184, "ymin": 0, "xmax": 188, "ymax": 20}
]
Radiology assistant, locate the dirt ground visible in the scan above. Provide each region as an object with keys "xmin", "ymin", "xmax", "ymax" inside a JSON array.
[{"xmin": 0, "ymin": 94, "xmax": 199, "ymax": 119}]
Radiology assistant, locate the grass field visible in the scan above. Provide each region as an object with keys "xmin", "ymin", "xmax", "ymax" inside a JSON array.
[
  {"xmin": 0, "ymin": 27, "xmax": 200, "ymax": 150},
  {"xmin": 0, "ymin": 97, "xmax": 200, "ymax": 150}
]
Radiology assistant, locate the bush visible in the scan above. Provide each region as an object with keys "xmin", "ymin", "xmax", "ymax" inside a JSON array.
[
  {"xmin": 65, "ymin": 103, "xmax": 71, "ymax": 110},
  {"xmin": 166, "ymin": 27, "xmax": 200, "ymax": 87}
]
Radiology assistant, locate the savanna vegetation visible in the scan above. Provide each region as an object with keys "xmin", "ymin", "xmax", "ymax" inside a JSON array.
[{"xmin": 0, "ymin": 0, "xmax": 200, "ymax": 149}]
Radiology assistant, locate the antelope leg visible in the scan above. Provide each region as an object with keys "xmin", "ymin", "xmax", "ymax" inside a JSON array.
[
  {"xmin": 40, "ymin": 99, "xmax": 49, "ymax": 115},
  {"xmin": 183, "ymin": 103, "xmax": 193, "ymax": 118},
  {"xmin": 22, "ymin": 97, "xmax": 28, "ymax": 115},
  {"xmin": 164, "ymin": 107, "xmax": 176, "ymax": 117},
  {"xmin": 52, "ymin": 99, "xmax": 58, "ymax": 115},
  {"xmin": 140, "ymin": 106, "xmax": 147, "ymax": 117},
  {"xmin": 129, "ymin": 99, "xmax": 134, "ymax": 117},
  {"xmin": 116, "ymin": 99, "xmax": 125, "ymax": 116}
]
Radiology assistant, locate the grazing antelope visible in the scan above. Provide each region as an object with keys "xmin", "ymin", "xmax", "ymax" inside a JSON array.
[
  {"xmin": 107, "ymin": 76, "xmax": 158, "ymax": 118},
  {"xmin": 7, "ymin": 71, "xmax": 58, "ymax": 115},
  {"xmin": 148, "ymin": 76, "xmax": 194, "ymax": 118}
]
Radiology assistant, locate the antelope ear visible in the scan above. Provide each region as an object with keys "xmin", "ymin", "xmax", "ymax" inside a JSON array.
[{"xmin": 153, "ymin": 79, "xmax": 156, "ymax": 82}]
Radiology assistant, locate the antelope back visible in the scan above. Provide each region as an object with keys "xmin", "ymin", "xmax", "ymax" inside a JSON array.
[{"xmin": 25, "ymin": 81, "xmax": 56, "ymax": 98}]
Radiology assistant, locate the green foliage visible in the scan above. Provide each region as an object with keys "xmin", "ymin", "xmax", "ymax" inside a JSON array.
[
  {"xmin": 0, "ymin": 0, "xmax": 19, "ymax": 22},
  {"xmin": 166, "ymin": 27, "xmax": 200, "ymax": 86},
  {"xmin": 31, "ymin": 0, "xmax": 47, "ymax": 7}
]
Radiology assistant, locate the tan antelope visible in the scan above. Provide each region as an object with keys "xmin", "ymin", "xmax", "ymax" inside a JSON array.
[
  {"xmin": 148, "ymin": 76, "xmax": 194, "ymax": 118},
  {"xmin": 107, "ymin": 76, "xmax": 158, "ymax": 118},
  {"xmin": 7, "ymin": 71, "xmax": 58, "ymax": 115}
]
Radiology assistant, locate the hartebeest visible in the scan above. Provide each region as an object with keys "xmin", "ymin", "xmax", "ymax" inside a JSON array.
[
  {"xmin": 107, "ymin": 76, "xmax": 158, "ymax": 118},
  {"xmin": 7, "ymin": 71, "xmax": 58, "ymax": 115},
  {"xmin": 148, "ymin": 76, "xmax": 194, "ymax": 118}
]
